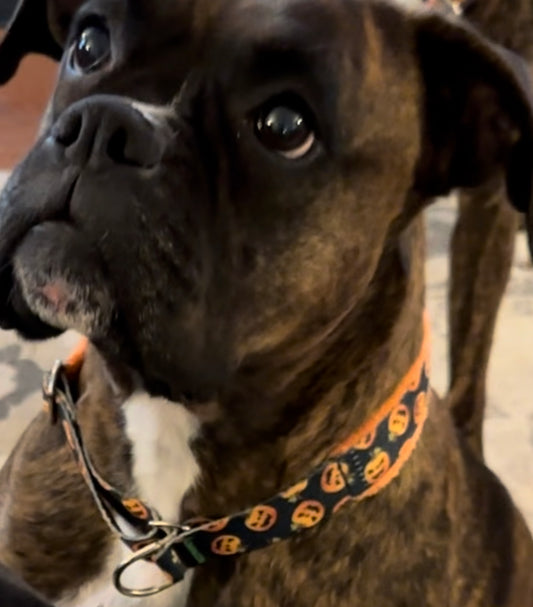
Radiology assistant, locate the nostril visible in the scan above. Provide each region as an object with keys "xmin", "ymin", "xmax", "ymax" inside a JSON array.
[
  {"xmin": 106, "ymin": 127, "xmax": 149, "ymax": 167},
  {"xmin": 106, "ymin": 127, "xmax": 130, "ymax": 165},
  {"xmin": 53, "ymin": 112, "xmax": 83, "ymax": 148},
  {"xmin": 49, "ymin": 99, "xmax": 164, "ymax": 168}
]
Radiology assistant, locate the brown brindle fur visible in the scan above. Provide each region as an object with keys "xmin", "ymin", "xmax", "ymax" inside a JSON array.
[
  {"xmin": 447, "ymin": 0, "xmax": 533, "ymax": 457},
  {"xmin": 0, "ymin": 1, "xmax": 532, "ymax": 606},
  {"xmin": 0, "ymin": 350, "xmax": 132, "ymax": 597}
]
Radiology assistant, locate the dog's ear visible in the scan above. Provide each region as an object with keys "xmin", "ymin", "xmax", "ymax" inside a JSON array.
[
  {"xmin": 414, "ymin": 14, "xmax": 533, "ymax": 226},
  {"xmin": 0, "ymin": 0, "xmax": 81, "ymax": 84}
]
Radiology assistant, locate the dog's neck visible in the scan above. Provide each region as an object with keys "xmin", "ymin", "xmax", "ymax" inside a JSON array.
[
  {"xmin": 186, "ymin": 217, "xmax": 428, "ymax": 518},
  {"xmin": 76, "ymin": 217, "xmax": 427, "ymax": 523},
  {"xmin": 53, "ymin": 217, "xmax": 429, "ymax": 601}
]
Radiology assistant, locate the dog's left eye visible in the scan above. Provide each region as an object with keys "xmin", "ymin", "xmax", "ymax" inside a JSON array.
[
  {"xmin": 254, "ymin": 98, "xmax": 316, "ymax": 159},
  {"xmin": 70, "ymin": 22, "xmax": 111, "ymax": 74}
]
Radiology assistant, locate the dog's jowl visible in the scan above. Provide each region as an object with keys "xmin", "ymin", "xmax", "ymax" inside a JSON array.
[{"xmin": 0, "ymin": 1, "xmax": 532, "ymax": 606}]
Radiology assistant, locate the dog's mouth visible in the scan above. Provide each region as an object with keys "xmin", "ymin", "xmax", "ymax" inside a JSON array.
[
  {"xmin": 0, "ymin": 219, "xmax": 116, "ymax": 342},
  {"xmin": 0, "ymin": 179, "xmax": 219, "ymax": 404},
  {"xmin": 0, "ymin": 95, "xmax": 229, "ymax": 403},
  {"xmin": 0, "ymin": 263, "xmax": 59, "ymax": 339},
  {"xmin": 0, "ymin": 149, "xmax": 121, "ymax": 342}
]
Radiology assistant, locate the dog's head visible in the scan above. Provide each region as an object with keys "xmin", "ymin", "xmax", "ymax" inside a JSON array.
[{"xmin": 0, "ymin": 0, "xmax": 532, "ymax": 404}]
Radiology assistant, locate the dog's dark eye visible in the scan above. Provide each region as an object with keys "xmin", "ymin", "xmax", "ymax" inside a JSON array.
[
  {"xmin": 70, "ymin": 23, "xmax": 111, "ymax": 74},
  {"xmin": 255, "ymin": 101, "xmax": 316, "ymax": 159}
]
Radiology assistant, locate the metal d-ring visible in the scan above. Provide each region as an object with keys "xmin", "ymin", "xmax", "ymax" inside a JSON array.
[{"xmin": 113, "ymin": 522, "xmax": 190, "ymax": 597}]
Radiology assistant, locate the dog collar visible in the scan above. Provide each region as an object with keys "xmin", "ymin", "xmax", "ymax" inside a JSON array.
[{"xmin": 43, "ymin": 317, "xmax": 430, "ymax": 598}]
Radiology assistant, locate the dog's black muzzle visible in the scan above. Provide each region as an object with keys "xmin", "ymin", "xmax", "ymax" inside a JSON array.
[{"xmin": 0, "ymin": 95, "xmax": 168, "ymax": 341}]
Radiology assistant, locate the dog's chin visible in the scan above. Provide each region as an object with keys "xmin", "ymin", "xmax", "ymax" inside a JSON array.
[
  {"xmin": 0, "ymin": 278, "xmax": 62, "ymax": 340},
  {"xmin": 1, "ymin": 221, "xmax": 225, "ymax": 405},
  {"xmin": 2, "ymin": 221, "xmax": 115, "ymax": 342}
]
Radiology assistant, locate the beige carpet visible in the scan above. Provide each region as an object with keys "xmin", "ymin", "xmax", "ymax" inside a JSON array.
[{"xmin": 0, "ymin": 171, "xmax": 531, "ymax": 528}]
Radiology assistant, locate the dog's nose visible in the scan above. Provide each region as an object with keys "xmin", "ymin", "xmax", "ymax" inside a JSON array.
[{"xmin": 50, "ymin": 96, "xmax": 165, "ymax": 169}]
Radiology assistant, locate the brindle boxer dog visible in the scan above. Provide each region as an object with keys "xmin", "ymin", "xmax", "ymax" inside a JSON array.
[{"xmin": 0, "ymin": 1, "xmax": 532, "ymax": 606}]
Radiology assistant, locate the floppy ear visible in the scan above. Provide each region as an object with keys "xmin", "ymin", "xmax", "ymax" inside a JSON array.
[
  {"xmin": 0, "ymin": 0, "xmax": 80, "ymax": 84},
  {"xmin": 413, "ymin": 13, "xmax": 533, "ymax": 231}
]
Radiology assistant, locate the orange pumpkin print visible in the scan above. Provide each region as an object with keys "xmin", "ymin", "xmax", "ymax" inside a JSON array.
[
  {"xmin": 211, "ymin": 535, "xmax": 242, "ymax": 555},
  {"xmin": 205, "ymin": 517, "xmax": 230, "ymax": 532},
  {"xmin": 388, "ymin": 404, "xmax": 410, "ymax": 437},
  {"xmin": 320, "ymin": 462, "xmax": 350, "ymax": 493},
  {"xmin": 122, "ymin": 498, "xmax": 149, "ymax": 520},
  {"xmin": 291, "ymin": 500, "xmax": 326, "ymax": 528},
  {"xmin": 281, "ymin": 480, "xmax": 308, "ymax": 501},
  {"xmin": 364, "ymin": 449, "xmax": 391, "ymax": 484},
  {"xmin": 245, "ymin": 505, "xmax": 278, "ymax": 532},
  {"xmin": 414, "ymin": 392, "xmax": 427, "ymax": 426},
  {"xmin": 352, "ymin": 428, "xmax": 376, "ymax": 450}
]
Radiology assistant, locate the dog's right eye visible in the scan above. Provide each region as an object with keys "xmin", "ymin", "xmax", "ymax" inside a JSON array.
[
  {"xmin": 254, "ymin": 95, "xmax": 317, "ymax": 160},
  {"xmin": 70, "ymin": 22, "xmax": 111, "ymax": 74}
]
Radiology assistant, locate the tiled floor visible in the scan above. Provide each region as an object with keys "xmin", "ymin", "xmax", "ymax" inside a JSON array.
[{"xmin": 0, "ymin": 58, "xmax": 531, "ymax": 530}]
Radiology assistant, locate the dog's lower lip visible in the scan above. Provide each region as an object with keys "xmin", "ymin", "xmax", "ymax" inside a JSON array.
[
  {"xmin": 0, "ymin": 170, "xmax": 81, "ymax": 323},
  {"xmin": 0, "ymin": 264, "xmax": 62, "ymax": 338},
  {"xmin": 10, "ymin": 221, "xmax": 115, "ymax": 339}
]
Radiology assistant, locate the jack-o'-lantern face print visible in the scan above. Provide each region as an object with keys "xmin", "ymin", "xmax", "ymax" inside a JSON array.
[
  {"xmin": 353, "ymin": 429, "xmax": 376, "ymax": 450},
  {"xmin": 364, "ymin": 449, "xmax": 391, "ymax": 484},
  {"xmin": 291, "ymin": 501, "xmax": 326, "ymax": 528},
  {"xmin": 320, "ymin": 462, "xmax": 350, "ymax": 493},
  {"xmin": 211, "ymin": 535, "xmax": 242, "ymax": 555},
  {"xmin": 123, "ymin": 498, "xmax": 149, "ymax": 520},
  {"xmin": 388, "ymin": 404, "xmax": 410, "ymax": 437},
  {"xmin": 245, "ymin": 505, "xmax": 278, "ymax": 532}
]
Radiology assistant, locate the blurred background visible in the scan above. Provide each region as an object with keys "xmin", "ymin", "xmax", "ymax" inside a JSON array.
[
  {"xmin": 0, "ymin": 1, "xmax": 15, "ymax": 23},
  {"xmin": 0, "ymin": 0, "xmax": 56, "ymax": 167}
]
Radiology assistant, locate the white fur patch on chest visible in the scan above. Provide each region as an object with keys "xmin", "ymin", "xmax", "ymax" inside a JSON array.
[
  {"xmin": 124, "ymin": 393, "xmax": 201, "ymax": 522},
  {"xmin": 59, "ymin": 393, "xmax": 200, "ymax": 607}
]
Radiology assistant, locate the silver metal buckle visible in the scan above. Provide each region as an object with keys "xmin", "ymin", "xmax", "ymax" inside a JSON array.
[
  {"xmin": 113, "ymin": 522, "xmax": 190, "ymax": 597},
  {"xmin": 43, "ymin": 360, "xmax": 64, "ymax": 423}
]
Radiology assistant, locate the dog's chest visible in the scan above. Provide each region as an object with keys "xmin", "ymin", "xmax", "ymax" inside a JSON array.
[{"xmin": 60, "ymin": 394, "xmax": 200, "ymax": 607}]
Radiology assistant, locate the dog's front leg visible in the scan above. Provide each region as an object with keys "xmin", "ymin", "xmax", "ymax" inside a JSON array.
[
  {"xmin": 447, "ymin": 178, "xmax": 518, "ymax": 457},
  {"xmin": 0, "ymin": 367, "xmax": 125, "ymax": 604}
]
